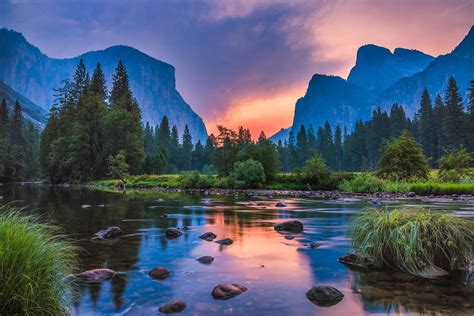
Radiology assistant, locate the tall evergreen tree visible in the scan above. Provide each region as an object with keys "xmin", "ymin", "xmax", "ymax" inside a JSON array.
[
  {"xmin": 181, "ymin": 125, "xmax": 193, "ymax": 171},
  {"xmin": 110, "ymin": 60, "xmax": 131, "ymax": 107},
  {"xmin": 467, "ymin": 79, "xmax": 474, "ymax": 153},
  {"xmin": 90, "ymin": 63, "xmax": 108, "ymax": 100},
  {"xmin": 416, "ymin": 88, "xmax": 435, "ymax": 166},
  {"xmin": 443, "ymin": 76, "xmax": 465, "ymax": 150}
]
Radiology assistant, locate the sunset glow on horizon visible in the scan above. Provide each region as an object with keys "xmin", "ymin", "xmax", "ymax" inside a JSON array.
[{"xmin": 1, "ymin": 0, "xmax": 472, "ymax": 137}]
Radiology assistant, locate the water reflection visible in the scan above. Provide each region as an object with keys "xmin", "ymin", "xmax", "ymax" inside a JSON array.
[{"xmin": 0, "ymin": 183, "xmax": 473, "ymax": 315}]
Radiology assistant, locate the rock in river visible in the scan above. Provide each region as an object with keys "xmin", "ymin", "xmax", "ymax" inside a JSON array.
[
  {"xmin": 306, "ymin": 286, "xmax": 344, "ymax": 307},
  {"xmin": 309, "ymin": 242, "xmax": 322, "ymax": 249},
  {"xmin": 215, "ymin": 238, "xmax": 233, "ymax": 245},
  {"xmin": 199, "ymin": 232, "xmax": 217, "ymax": 241},
  {"xmin": 149, "ymin": 267, "xmax": 170, "ymax": 280},
  {"xmin": 92, "ymin": 226, "xmax": 123, "ymax": 239},
  {"xmin": 274, "ymin": 220, "xmax": 303, "ymax": 233},
  {"xmin": 76, "ymin": 268, "xmax": 116, "ymax": 282},
  {"xmin": 166, "ymin": 228, "xmax": 182, "ymax": 238},
  {"xmin": 159, "ymin": 300, "xmax": 187, "ymax": 313},
  {"xmin": 197, "ymin": 256, "xmax": 214, "ymax": 264},
  {"xmin": 275, "ymin": 200, "xmax": 287, "ymax": 207},
  {"xmin": 212, "ymin": 284, "xmax": 248, "ymax": 300}
]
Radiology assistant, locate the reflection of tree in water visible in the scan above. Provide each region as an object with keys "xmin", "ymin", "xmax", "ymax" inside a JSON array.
[{"xmin": 350, "ymin": 269, "xmax": 474, "ymax": 314}]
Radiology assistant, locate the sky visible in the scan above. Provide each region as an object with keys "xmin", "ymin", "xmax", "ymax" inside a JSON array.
[{"xmin": 1, "ymin": 0, "xmax": 473, "ymax": 137}]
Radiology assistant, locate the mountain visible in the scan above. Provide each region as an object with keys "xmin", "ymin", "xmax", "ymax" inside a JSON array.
[
  {"xmin": 292, "ymin": 75, "xmax": 375, "ymax": 133},
  {"xmin": 272, "ymin": 26, "xmax": 474, "ymax": 142},
  {"xmin": 347, "ymin": 45, "xmax": 434, "ymax": 93},
  {"xmin": 0, "ymin": 29, "xmax": 208, "ymax": 142},
  {"xmin": 379, "ymin": 26, "xmax": 474, "ymax": 117},
  {"xmin": 270, "ymin": 127, "xmax": 291, "ymax": 144},
  {"xmin": 0, "ymin": 80, "xmax": 47, "ymax": 127}
]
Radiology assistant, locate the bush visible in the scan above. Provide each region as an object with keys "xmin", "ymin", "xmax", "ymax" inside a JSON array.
[
  {"xmin": 377, "ymin": 130, "xmax": 429, "ymax": 181},
  {"xmin": 339, "ymin": 173, "xmax": 385, "ymax": 193},
  {"xmin": 438, "ymin": 147, "xmax": 473, "ymax": 183},
  {"xmin": 300, "ymin": 156, "xmax": 332, "ymax": 189},
  {"xmin": 232, "ymin": 159, "xmax": 266, "ymax": 188},
  {"xmin": 0, "ymin": 206, "xmax": 78, "ymax": 314},
  {"xmin": 349, "ymin": 208, "xmax": 474, "ymax": 278},
  {"xmin": 409, "ymin": 182, "xmax": 474, "ymax": 195}
]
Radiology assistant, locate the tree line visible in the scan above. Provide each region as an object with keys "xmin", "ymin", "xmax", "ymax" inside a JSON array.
[
  {"xmin": 1, "ymin": 62, "xmax": 472, "ymax": 184},
  {"xmin": 0, "ymin": 99, "xmax": 41, "ymax": 180}
]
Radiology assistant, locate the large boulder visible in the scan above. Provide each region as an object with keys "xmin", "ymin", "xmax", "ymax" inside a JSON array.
[
  {"xmin": 306, "ymin": 286, "xmax": 344, "ymax": 307},
  {"xmin": 199, "ymin": 232, "xmax": 217, "ymax": 241},
  {"xmin": 212, "ymin": 284, "xmax": 247, "ymax": 300},
  {"xmin": 215, "ymin": 238, "xmax": 233, "ymax": 245},
  {"xmin": 149, "ymin": 267, "xmax": 170, "ymax": 280},
  {"xmin": 92, "ymin": 226, "xmax": 123, "ymax": 239},
  {"xmin": 159, "ymin": 300, "xmax": 186, "ymax": 313},
  {"xmin": 76, "ymin": 268, "xmax": 116, "ymax": 282},
  {"xmin": 165, "ymin": 228, "xmax": 182, "ymax": 238},
  {"xmin": 274, "ymin": 220, "xmax": 303, "ymax": 233}
]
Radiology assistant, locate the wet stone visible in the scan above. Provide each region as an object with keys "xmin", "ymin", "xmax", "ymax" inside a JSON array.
[
  {"xmin": 165, "ymin": 228, "xmax": 182, "ymax": 238},
  {"xmin": 306, "ymin": 286, "xmax": 344, "ymax": 307},
  {"xmin": 309, "ymin": 242, "xmax": 322, "ymax": 248},
  {"xmin": 212, "ymin": 284, "xmax": 248, "ymax": 300},
  {"xmin": 76, "ymin": 268, "xmax": 116, "ymax": 282},
  {"xmin": 149, "ymin": 267, "xmax": 170, "ymax": 280},
  {"xmin": 159, "ymin": 300, "xmax": 186, "ymax": 314},
  {"xmin": 197, "ymin": 256, "xmax": 214, "ymax": 264},
  {"xmin": 215, "ymin": 238, "xmax": 233, "ymax": 245},
  {"xmin": 92, "ymin": 226, "xmax": 123, "ymax": 239},
  {"xmin": 275, "ymin": 201, "xmax": 287, "ymax": 207},
  {"xmin": 199, "ymin": 232, "xmax": 217, "ymax": 241},
  {"xmin": 274, "ymin": 220, "xmax": 303, "ymax": 233}
]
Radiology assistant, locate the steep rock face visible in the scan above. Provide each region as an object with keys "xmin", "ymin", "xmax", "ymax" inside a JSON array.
[
  {"xmin": 0, "ymin": 80, "xmax": 47, "ymax": 127},
  {"xmin": 379, "ymin": 26, "xmax": 474, "ymax": 117},
  {"xmin": 347, "ymin": 45, "xmax": 434, "ymax": 93},
  {"xmin": 0, "ymin": 29, "xmax": 208, "ymax": 142},
  {"xmin": 291, "ymin": 75, "xmax": 375, "ymax": 133}
]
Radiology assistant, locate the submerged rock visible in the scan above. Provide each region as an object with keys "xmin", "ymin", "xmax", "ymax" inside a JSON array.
[
  {"xmin": 306, "ymin": 286, "xmax": 344, "ymax": 306},
  {"xmin": 76, "ymin": 268, "xmax": 116, "ymax": 282},
  {"xmin": 420, "ymin": 265, "xmax": 449, "ymax": 278},
  {"xmin": 338, "ymin": 253, "xmax": 376, "ymax": 270},
  {"xmin": 275, "ymin": 201, "xmax": 287, "ymax": 207},
  {"xmin": 407, "ymin": 191, "xmax": 416, "ymax": 198},
  {"xmin": 159, "ymin": 300, "xmax": 186, "ymax": 313},
  {"xmin": 149, "ymin": 267, "xmax": 170, "ymax": 280},
  {"xmin": 212, "ymin": 284, "xmax": 247, "ymax": 300},
  {"xmin": 92, "ymin": 226, "xmax": 123, "ymax": 239},
  {"xmin": 166, "ymin": 228, "xmax": 182, "ymax": 238},
  {"xmin": 197, "ymin": 256, "xmax": 214, "ymax": 264},
  {"xmin": 309, "ymin": 242, "xmax": 322, "ymax": 249},
  {"xmin": 215, "ymin": 238, "xmax": 233, "ymax": 245},
  {"xmin": 284, "ymin": 235, "xmax": 295, "ymax": 240},
  {"xmin": 199, "ymin": 232, "xmax": 217, "ymax": 241},
  {"xmin": 274, "ymin": 220, "xmax": 303, "ymax": 233}
]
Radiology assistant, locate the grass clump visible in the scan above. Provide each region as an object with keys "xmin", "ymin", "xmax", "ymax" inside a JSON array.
[
  {"xmin": 0, "ymin": 205, "xmax": 78, "ymax": 315},
  {"xmin": 349, "ymin": 207, "xmax": 474, "ymax": 278}
]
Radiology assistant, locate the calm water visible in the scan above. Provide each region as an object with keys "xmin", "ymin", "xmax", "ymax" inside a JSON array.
[{"xmin": 1, "ymin": 183, "xmax": 473, "ymax": 315}]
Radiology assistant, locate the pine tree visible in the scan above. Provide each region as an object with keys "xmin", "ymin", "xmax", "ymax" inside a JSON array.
[
  {"xmin": 1, "ymin": 98, "xmax": 8, "ymax": 125},
  {"xmin": 90, "ymin": 63, "xmax": 108, "ymax": 101},
  {"xmin": 181, "ymin": 125, "xmax": 193, "ymax": 170},
  {"xmin": 443, "ymin": 76, "xmax": 465, "ymax": 150},
  {"xmin": 416, "ymin": 88, "xmax": 435, "ymax": 165},
  {"xmin": 110, "ymin": 60, "xmax": 131, "ymax": 107},
  {"xmin": 71, "ymin": 59, "xmax": 88, "ymax": 104},
  {"xmin": 432, "ymin": 94, "xmax": 446, "ymax": 164},
  {"xmin": 157, "ymin": 116, "xmax": 171, "ymax": 158},
  {"xmin": 467, "ymin": 79, "xmax": 474, "ymax": 152},
  {"xmin": 40, "ymin": 107, "xmax": 61, "ymax": 182},
  {"xmin": 334, "ymin": 126, "xmax": 343, "ymax": 171},
  {"xmin": 296, "ymin": 125, "xmax": 309, "ymax": 166}
]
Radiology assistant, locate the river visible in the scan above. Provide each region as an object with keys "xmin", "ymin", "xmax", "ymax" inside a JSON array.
[{"xmin": 0, "ymin": 183, "xmax": 473, "ymax": 315}]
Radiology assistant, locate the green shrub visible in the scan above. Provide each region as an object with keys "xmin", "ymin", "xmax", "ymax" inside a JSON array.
[
  {"xmin": 178, "ymin": 171, "xmax": 201, "ymax": 189},
  {"xmin": 377, "ymin": 131, "xmax": 430, "ymax": 181},
  {"xmin": 232, "ymin": 159, "xmax": 266, "ymax": 188},
  {"xmin": 339, "ymin": 173, "xmax": 384, "ymax": 193},
  {"xmin": 300, "ymin": 156, "xmax": 332, "ymax": 189},
  {"xmin": 438, "ymin": 147, "xmax": 473, "ymax": 183},
  {"xmin": 409, "ymin": 182, "xmax": 474, "ymax": 195},
  {"xmin": 213, "ymin": 175, "xmax": 236, "ymax": 189},
  {"xmin": 349, "ymin": 208, "xmax": 474, "ymax": 278},
  {"xmin": 0, "ymin": 206, "xmax": 78, "ymax": 315}
]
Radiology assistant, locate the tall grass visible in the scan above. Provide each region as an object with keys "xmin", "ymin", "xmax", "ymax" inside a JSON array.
[
  {"xmin": 0, "ymin": 205, "xmax": 78, "ymax": 315},
  {"xmin": 349, "ymin": 208, "xmax": 474, "ymax": 278}
]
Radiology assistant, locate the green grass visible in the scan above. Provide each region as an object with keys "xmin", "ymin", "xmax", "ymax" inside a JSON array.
[
  {"xmin": 0, "ymin": 205, "xmax": 78, "ymax": 315},
  {"xmin": 349, "ymin": 207, "xmax": 474, "ymax": 278}
]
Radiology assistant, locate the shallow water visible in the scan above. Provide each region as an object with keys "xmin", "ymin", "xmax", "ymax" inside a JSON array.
[{"xmin": 1, "ymin": 184, "xmax": 473, "ymax": 315}]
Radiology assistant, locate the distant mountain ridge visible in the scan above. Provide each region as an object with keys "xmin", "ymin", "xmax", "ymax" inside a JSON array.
[
  {"xmin": 0, "ymin": 29, "xmax": 208, "ymax": 142},
  {"xmin": 0, "ymin": 80, "xmax": 47, "ymax": 127},
  {"xmin": 271, "ymin": 25, "xmax": 474, "ymax": 143}
]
